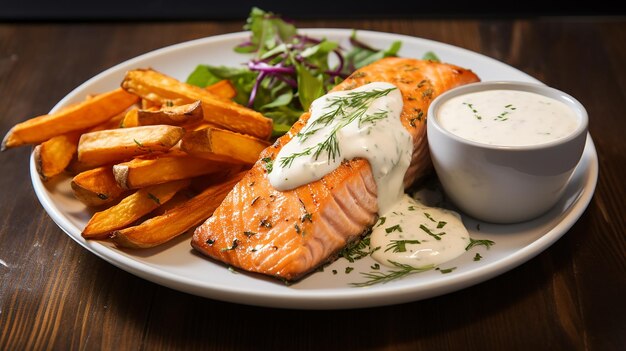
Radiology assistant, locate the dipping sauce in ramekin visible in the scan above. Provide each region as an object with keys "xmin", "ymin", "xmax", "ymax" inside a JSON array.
[
  {"xmin": 437, "ymin": 89, "xmax": 580, "ymax": 147},
  {"xmin": 427, "ymin": 81, "xmax": 588, "ymax": 224}
]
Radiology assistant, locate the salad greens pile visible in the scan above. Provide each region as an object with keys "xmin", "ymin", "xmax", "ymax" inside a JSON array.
[{"xmin": 187, "ymin": 7, "xmax": 437, "ymax": 137}]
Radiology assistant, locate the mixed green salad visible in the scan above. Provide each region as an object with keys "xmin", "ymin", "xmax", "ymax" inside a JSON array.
[{"xmin": 186, "ymin": 7, "xmax": 439, "ymax": 137}]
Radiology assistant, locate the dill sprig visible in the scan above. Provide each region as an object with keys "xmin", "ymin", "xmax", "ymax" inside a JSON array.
[
  {"xmin": 465, "ymin": 238, "xmax": 495, "ymax": 251},
  {"xmin": 279, "ymin": 87, "xmax": 396, "ymax": 168},
  {"xmin": 384, "ymin": 239, "xmax": 421, "ymax": 253},
  {"xmin": 350, "ymin": 261, "xmax": 434, "ymax": 287},
  {"xmin": 340, "ymin": 231, "xmax": 379, "ymax": 263}
]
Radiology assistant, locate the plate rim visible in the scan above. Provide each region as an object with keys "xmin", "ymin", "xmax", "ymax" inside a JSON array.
[{"xmin": 29, "ymin": 29, "xmax": 599, "ymax": 309}]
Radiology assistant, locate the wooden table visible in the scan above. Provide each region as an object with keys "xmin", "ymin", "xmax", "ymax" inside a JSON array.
[{"xmin": 1, "ymin": 17, "xmax": 624, "ymax": 350}]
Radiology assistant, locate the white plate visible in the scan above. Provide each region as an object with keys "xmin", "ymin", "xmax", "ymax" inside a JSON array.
[{"xmin": 30, "ymin": 29, "xmax": 598, "ymax": 309}]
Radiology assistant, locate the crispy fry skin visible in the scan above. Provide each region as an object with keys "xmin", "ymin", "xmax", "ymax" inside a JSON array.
[
  {"xmin": 111, "ymin": 172, "xmax": 245, "ymax": 248},
  {"xmin": 120, "ymin": 69, "xmax": 273, "ymax": 139},
  {"xmin": 180, "ymin": 127, "xmax": 270, "ymax": 164},
  {"xmin": 2, "ymin": 88, "xmax": 138, "ymax": 150},
  {"xmin": 121, "ymin": 108, "xmax": 140, "ymax": 128},
  {"xmin": 112, "ymin": 154, "xmax": 228, "ymax": 189},
  {"xmin": 77, "ymin": 125, "xmax": 184, "ymax": 167},
  {"xmin": 82, "ymin": 179, "xmax": 190, "ymax": 238},
  {"xmin": 205, "ymin": 79, "xmax": 237, "ymax": 100},
  {"xmin": 136, "ymin": 100, "xmax": 203, "ymax": 126},
  {"xmin": 34, "ymin": 131, "xmax": 82, "ymax": 181},
  {"xmin": 71, "ymin": 166, "xmax": 125, "ymax": 207}
]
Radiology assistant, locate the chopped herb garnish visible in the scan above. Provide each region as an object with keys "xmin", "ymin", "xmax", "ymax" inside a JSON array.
[
  {"xmin": 97, "ymin": 193, "xmax": 108, "ymax": 200},
  {"xmin": 384, "ymin": 239, "xmax": 421, "ymax": 253},
  {"xmin": 133, "ymin": 139, "xmax": 144, "ymax": 147},
  {"xmin": 205, "ymin": 238, "xmax": 215, "ymax": 246},
  {"xmin": 340, "ymin": 230, "xmax": 378, "ymax": 263},
  {"xmin": 294, "ymin": 223, "xmax": 302, "ymax": 235},
  {"xmin": 251, "ymin": 196, "xmax": 260, "ymax": 205},
  {"xmin": 260, "ymin": 218, "xmax": 272, "ymax": 228},
  {"xmin": 220, "ymin": 239, "xmax": 239, "ymax": 252},
  {"xmin": 147, "ymin": 193, "xmax": 161, "ymax": 205},
  {"xmin": 463, "ymin": 102, "xmax": 482, "ymax": 120},
  {"xmin": 439, "ymin": 267, "xmax": 457, "ymax": 274},
  {"xmin": 332, "ymin": 269, "xmax": 338, "ymax": 275},
  {"xmin": 279, "ymin": 87, "xmax": 396, "ymax": 168},
  {"xmin": 243, "ymin": 231, "xmax": 257, "ymax": 237},
  {"xmin": 371, "ymin": 263, "xmax": 380, "ymax": 270},
  {"xmin": 424, "ymin": 213, "xmax": 446, "ymax": 228},
  {"xmin": 473, "ymin": 253, "xmax": 483, "ymax": 261},
  {"xmin": 228, "ymin": 266, "xmax": 237, "ymax": 274},
  {"xmin": 419, "ymin": 224, "xmax": 445, "ymax": 240},
  {"xmin": 495, "ymin": 104, "xmax": 516, "ymax": 121},
  {"xmin": 422, "ymin": 88, "xmax": 434, "ymax": 99},
  {"xmin": 407, "ymin": 205, "xmax": 416, "ymax": 211},
  {"xmin": 261, "ymin": 157, "xmax": 274, "ymax": 173},
  {"xmin": 351, "ymin": 261, "xmax": 434, "ymax": 287},
  {"xmin": 301, "ymin": 212, "xmax": 313, "ymax": 223},
  {"xmin": 465, "ymin": 238, "xmax": 495, "ymax": 250},
  {"xmin": 385, "ymin": 224, "xmax": 402, "ymax": 234},
  {"xmin": 345, "ymin": 267, "xmax": 354, "ymax": 274},
  {"xmin": 377, "ymin": 216, "xmax": 387, "ymax": 227}
]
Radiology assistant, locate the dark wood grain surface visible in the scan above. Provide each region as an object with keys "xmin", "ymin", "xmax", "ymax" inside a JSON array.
[{"xmin": 1, "ymin": 18, "xmax": 625, "ymax": 350}]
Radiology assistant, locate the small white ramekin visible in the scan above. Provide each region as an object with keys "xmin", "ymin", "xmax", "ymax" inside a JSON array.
[{"xmin": 427, "ymin": 81, "xmax": 588, "ymax": 223}]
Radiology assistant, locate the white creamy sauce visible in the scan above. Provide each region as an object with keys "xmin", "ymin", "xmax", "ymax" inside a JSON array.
[
  {"xmin": 438, "ymin": 89, "xmax": 579, "ymax": 146},
  {"xmin": 269, "ymin": 82, "xmax": 412, "ymax": 213},
  {"xmin": 370, "ymin": 194, "xmax": 469, "ymax": 268},
  {"xmin": 269, "ymin": 82, "xmax": 472, "ymax": 270}
]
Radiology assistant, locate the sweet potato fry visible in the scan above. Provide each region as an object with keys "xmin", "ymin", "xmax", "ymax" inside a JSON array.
[
  {"xmin": 77, "ymin": 125, "xmax": 184, "ymax": 167},
  {"xmin": 2, "ymin": 88, "xmax": 138, "ymax": 150},
  {"xmin": 82, "ymin": 179, "xmax": 190, "ymax": 239},
  {"xmin": 121, "ymin": 69, "xmax": 272, "ymax": 139},
  {"xmin": 71, "ymin": 166, "xmax": 125, "ymax": 207},
  {"xmin": 111, "ymin": 172, "xmax": 245, "ymax": 248},
  {"xmin": 136, "ymin": 100, "xmax": 203, "ymax": 126},
  {"xmin": 180, "ymin": 126, "xmax": 270, "ymax": 164},
  {"xmin": 34, "ymin": 131, "xmax": 82, "ymax": 181},
  {"xmin": 205, "ymin": 79, "xmax": 237, "ymax": 100},
  {"xmin": 112, "ymin": 154, "xmax": 227, "ymax": 189},
  {"xmin": 89, "ymin": 110, "xmax": 126, "ymax": 132},
  {"xmin": 120, "ymin": 108, "xmax": 140, "ymax": 128}
]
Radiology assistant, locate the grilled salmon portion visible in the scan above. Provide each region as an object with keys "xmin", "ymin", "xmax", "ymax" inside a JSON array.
[{"xmin": 192, "ymin": 57, "xmax": 480, "ymax": 281}]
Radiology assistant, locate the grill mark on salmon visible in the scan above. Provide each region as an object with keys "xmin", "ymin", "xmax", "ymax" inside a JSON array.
[{"xmin": 192, "ymin": 57, "xmax": 480, "ymax": 281}]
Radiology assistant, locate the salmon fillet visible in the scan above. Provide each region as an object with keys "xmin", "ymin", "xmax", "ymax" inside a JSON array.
[{"xmin": 192, "ymin": 57, "xmax": 480, "ymax": 281}]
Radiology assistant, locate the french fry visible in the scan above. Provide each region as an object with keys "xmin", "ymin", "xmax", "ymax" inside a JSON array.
[
  {"xmin": 205, "ymin": 80, "xmax": 237, "ymax": 100},
  {"xmin": 121, "ymin": 69, "xmax": 272, "ymax": 140},
  {"xmin": 71, "ymin": 166, "xmax": 125, "ymax": 207},
  {"xmin": 148, "ymin": 190, "xmax": 195, "ymax": 217},
  {"xmin": 89, "ymin": 110, "xmax": 127, "ymax": 132},
  {"xmin": 2, "ymin": 88, "xmax": 138, "ymax": 150},
  {"xmin": 120, "ymin": 108, "xmax": 140, "ymax": 128},
  {"xmin": 82, "ymin": 179, "xmax": 190, "ymax": 239},
  {"xmin": 111, "ymin": 172, "xmax": 245, "ymax": 248},
  {"xmin": 34, "ymin": 131, "xmax": 82, "ymax": 181},
  {"xmin": 136, "ymin": 100, "xmax": 203, "ymax": 126},
  {"xmin": 112, "ymin": 154, "xmax": 227, "ymax": 189},
  {"xmin": 77, "ymin": 125, "xmax": 184, "ymax": 167},
  {"xmin": 180, "ymin": 126, "xmax": 270, "ymax": 164},
  {"xmin": 141, "ymin": 98, "xmax": 160, "ymax": 110}
]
